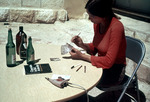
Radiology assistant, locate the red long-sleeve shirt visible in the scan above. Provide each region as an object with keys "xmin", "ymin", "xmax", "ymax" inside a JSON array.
[{"xmin": 88, "ymin": 17, "xmax": 126, "ymax": 69}]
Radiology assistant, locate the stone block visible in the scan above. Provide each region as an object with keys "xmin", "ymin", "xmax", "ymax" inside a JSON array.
[
  {"xmin": 0, "ymin": 0, "xmax": 8, "ymax": 7},
  {"xmin": 57, "ymin": 9, "xmax": 68, "ymax": 22},
  {"xmin": 83, "ymin": 12, "xmax": 89, "ymax": 19},
  {"xmin": 144, "ymin": 42, "xmax": 150, "ymax": 66},
  {"xmin": 41, "ymin": 0, "xmax": 64, "ymax": 9},
  {"xmin": 147, "ymin": 36, "xmax": 150, "ymax": 42},
  {"xmin": 126, "ymin": 58, "xmax": 150, "ymax": 84},
  {"xmin": 22, "ymin": 0, "xmax": 40, "ymax": 8},
  {"xmin": 0, "ymin": 0, "xmax": 21, "ymax": 7},
  {"xmin": 125, "ymin": 58, "xmax": 135, "ymax": 75},
  {"xmin": 124, "ymin": 28, "xmax": 134, "ymax": 37},
  {"xmin": 35, "ymin": 9, "xmax": 57, "ymax": 24},
  {"xmin": 0, "ymin": 8, "xmax": 9, "ymax": 22},
  {"xmin": 135, "ymin": 31, "xmax": 147, "ymax": 42},
  {"xmin": 10, "ymin": 8, "xmax": 35, "ymax": 23},
  {"xmin": 138, "ymin": 64, "xmax": 150, "ymax": 84}
]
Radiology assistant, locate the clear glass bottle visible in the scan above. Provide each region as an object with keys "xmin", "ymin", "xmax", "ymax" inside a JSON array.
[
  {"xmin": 6, "ymin": 28, "xmax": 16, "ymax": 67},
  {"xmin": 16, "ymin": 26, "xmax": 27, "ymax": 55},
  {"xmin": 27, "ymin": 36, "xmax": 35, "ymax": 65},
  {"xmin": 19, "ymin": 33, "xmax": 27, "ymax": 60}
]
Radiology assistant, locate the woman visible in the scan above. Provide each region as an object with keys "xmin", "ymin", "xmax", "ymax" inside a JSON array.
[{"xmin": 69, "ymin": 0, "xmax": 126, "ymax": 88}]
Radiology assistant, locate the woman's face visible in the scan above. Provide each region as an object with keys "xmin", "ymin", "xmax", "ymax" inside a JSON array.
[{"xmin": 87, "ymin": 10, "xmax": 105, "ymax": 24}]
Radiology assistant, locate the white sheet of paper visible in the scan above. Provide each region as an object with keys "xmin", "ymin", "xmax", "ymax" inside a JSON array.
[{"xmin": 51, "ymin": 74, "xmax": 71, "ymax": 80}]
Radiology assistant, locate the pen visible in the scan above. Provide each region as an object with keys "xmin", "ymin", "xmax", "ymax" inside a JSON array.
[
  {"xmin": 77, "ymin": 32, "xmax": 81, "ymax": 36},
  {"xmin": 72, "ymin": 32, "xmax": 81, "ymax": 43},
  {"xmin": 76, "ymin": 65, "xmax": 82, "ymax": 72},
  {"xmin": 71, "ymin": 63, "xmax": 81, "ymax": 69}
]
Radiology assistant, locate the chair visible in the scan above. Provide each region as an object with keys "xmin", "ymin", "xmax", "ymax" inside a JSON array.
[{"xmin": 99, "ymin": 36, "xmax": 146, "ymax": 102}]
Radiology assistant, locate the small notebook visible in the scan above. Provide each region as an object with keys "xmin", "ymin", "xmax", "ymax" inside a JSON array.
[{"xmin": 24, "ymin": 63, "xmax": 52, "ymax": 75}]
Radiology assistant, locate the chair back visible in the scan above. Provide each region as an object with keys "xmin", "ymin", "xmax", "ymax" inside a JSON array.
[
  {"xmin": 117, "ymin": 36, "xmax": 146, "ymax": 102},
  {"xmin": 126, "ymin": 36, "xmax": 146, "ymax": 64}
]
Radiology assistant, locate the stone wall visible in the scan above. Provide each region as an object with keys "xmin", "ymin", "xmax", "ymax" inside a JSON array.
[
  {"xmin": 0, "ymin": 0, "xmax": 64, "ymax": 9},
  {"xmin": 0, "ymin": 7, "xmax": 68, "ymax": 23},
  {"xmin": 0, "ymin": 0, "xmax": 67, "ymax": 23},
  {"xmin": 0, "ymin": 0, "xmax": 86, "ymax": 23}
]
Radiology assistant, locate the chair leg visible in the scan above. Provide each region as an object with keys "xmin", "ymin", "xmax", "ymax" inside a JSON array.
[
  {"xmin": 135, "ymin": 75, "xmax": 141, "ymax": 102},
  {"xmin": 126, "ymin": 76, "xmax": 140, "ymax": 102}
]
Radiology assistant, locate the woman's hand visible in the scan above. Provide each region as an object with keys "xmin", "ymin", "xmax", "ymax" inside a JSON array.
[
  {"xmin": 71, "ymin": 36, "xmax": 84, "ymax": 47},
  {"xmin": 69, "ymin": 48, "xmax": 91, "ymax": 62},
  {"xmin": 69, "ymin": 48, "xmax": 83, "ymax": 60}
]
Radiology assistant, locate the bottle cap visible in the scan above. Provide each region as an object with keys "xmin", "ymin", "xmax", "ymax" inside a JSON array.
[
  {"xmin": 19, "ymin": 26, "xmax": 23, "ymax": 31},
  {"xmin": 28, "ymin": 36, "xmax": 32, "ymax": 40},
  {"xmin": 8, "ymin": 28, "xmax": 12, "ymax": 31}
]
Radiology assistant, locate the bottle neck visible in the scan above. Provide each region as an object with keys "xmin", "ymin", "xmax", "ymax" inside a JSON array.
[
  {"xmin": 19, "ymin": 27, "xmax": 23, "ymax": 32},
  {"xmin": 8, "ymin": 29, "xmax": 13, "ymax": 44},
  {"xmin": 28, "ymin": 37, "xmax": 33, "ymax": 47}
]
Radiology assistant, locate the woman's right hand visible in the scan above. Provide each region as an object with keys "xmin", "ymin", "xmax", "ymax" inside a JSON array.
[{"xmin": 71, "ymin": 36, "xmax": 84, "ymax": 47}]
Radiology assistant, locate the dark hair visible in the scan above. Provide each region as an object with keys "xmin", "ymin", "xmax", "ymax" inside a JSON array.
[{"xmin": 85, "ymin": 0, "xmax": 117, "ymax": 18}]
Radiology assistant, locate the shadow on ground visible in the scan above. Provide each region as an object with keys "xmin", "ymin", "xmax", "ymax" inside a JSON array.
[{"xmin": 68, "ymin": 89, "xmax": 146, "ymax": 102}]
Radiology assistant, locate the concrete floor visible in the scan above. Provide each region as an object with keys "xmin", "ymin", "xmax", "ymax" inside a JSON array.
[{"xmin": 0, "ymin": 16, "xmax": 150, "ymax": 102}]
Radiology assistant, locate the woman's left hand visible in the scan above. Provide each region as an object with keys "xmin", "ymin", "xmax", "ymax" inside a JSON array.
[{"xmin": 69, "ymin": 48, "xmax": 83, "ymax": 60}]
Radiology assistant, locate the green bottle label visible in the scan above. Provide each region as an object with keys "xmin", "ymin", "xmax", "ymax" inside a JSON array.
[
  {"xmin": 29, "ymin": 54, "xmax": 34, "ymax": 62},
  {"xmin": 6, "ymin": 47, "xmax": 16, "ymax": 65}
]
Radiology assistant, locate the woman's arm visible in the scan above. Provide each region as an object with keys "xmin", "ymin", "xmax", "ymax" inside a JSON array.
[
  {"xmin": 69, "ymin": 48, "xmax": 91, "ymax": 62},
  {"xmin": 71, "ymin": 35, "xmax": 98, "ymax": 55},
  {"xmin": 71, "ymin": 36, "xmax": 91, "ymax": 52}
]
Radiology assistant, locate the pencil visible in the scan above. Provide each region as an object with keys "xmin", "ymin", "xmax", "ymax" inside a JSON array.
[
  {"xmin": 84, "ymin": 66, "xmax": 86, "ymax": 73},
  {"xmin": 76, "ymin": 65, "xmax": 82, "ymax": 72},
  {"xmin": 71, "ymin": 63, "xmax": 81, "ymax": 69}
]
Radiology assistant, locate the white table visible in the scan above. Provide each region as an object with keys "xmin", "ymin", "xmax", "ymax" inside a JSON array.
[{"xmin": 0, "ymin": 44, "xmax": 102, "ymax": 102}]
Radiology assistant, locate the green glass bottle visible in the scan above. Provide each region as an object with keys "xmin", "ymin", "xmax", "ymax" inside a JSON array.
[
  {"xmin": 27, "ymin": 36, "xmax": 35, "ymax": 65},
  {"xmin": 6, "ymin": 28, "xmax": 16, "ymax": 67}
]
